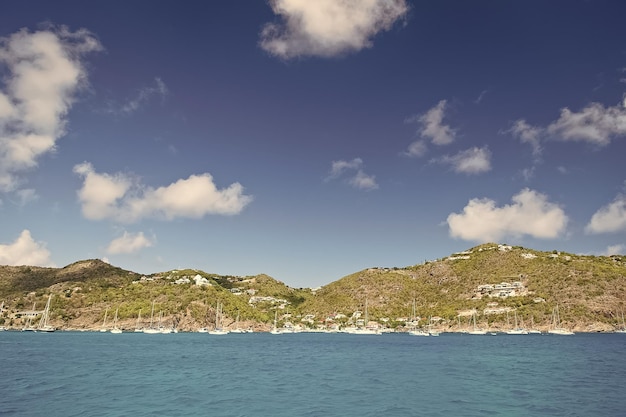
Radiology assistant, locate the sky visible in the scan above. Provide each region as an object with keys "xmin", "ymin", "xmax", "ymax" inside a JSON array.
[{"xmin": 1, "ymin": 0, "xmax": 626, "ymax": 288}]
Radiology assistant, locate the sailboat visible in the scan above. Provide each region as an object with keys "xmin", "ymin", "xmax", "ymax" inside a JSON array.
[
  {"xmin": 157, "ymin": 311, "xmax": 172, "ymax": 334},
  {"xmin": 408, "ymin": 300, "xmax": 429, "ymax": 336},
  {"xmin": 110, "ymin": 307, "xmax": 122, "ymax": 333},
  {"xmin": 428, "ymin": 316, "xmax": 440, "ymax": 336},
  {"xmin": 209, "ymin": 302, "xmax": 229, "ymax": 335},
  {"xmin": 37, "ymin": 295, "xmax": 55, "ymax": 332},
  {"xmin": 468, "ymin": 311, "xmax": 487, "ymax": 335},
  {"xmin": 505, "ymin": 311, "xmax": 528, "ymax": 335},
  {"xmin": 548, "ymin": 305, "xmax": 574, "ymax": 335},
  {"xmin": 99, "ymin": 307, "xmax": 109, "ymax": 332},
  {"xmin": 143, "ymin": 301, "xmax": 160, "ymax": 334},
  {"xmin": 270, "ymin": 310, "xmax": 282, "ymax": 334},
  {"xmin": 22, "ymin": 302, "xmax": 38, "ymax": 331},
  {"xmin": 614, "ymin": 310, "xmax": 626, "ymax": 334},
  {"xmin": 230, "ymin": 312, "xmax": 245, "ymax": 333},
  {"xmin": 350, "ymin": 300, "xmax": 381, "ymax": 335},
  {"xmin": 134, "ymin": 310, "xmax": 143, "ymax": 332},
  {"xmin": 527, "ymin": 315, "xmax": 542, "ymax": 334}
]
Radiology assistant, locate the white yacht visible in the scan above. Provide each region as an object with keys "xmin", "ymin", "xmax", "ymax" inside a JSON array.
[
  {"xmin": 37, "ymin": 295, "xmax": 56, "ymax": 332},
  {"xmin": 547, "ymin": 305, "xmax": 574, "ymax": 335}
]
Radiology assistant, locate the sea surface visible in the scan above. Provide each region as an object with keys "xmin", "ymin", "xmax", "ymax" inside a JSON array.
[{"xmin": 1, "ymin": 331, "xmax": 625, "ymax": 417}]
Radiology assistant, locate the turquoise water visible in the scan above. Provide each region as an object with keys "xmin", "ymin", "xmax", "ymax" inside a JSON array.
[{"xmin": 1, "ymin": 332, "xmax": 624, "ymax": 416}]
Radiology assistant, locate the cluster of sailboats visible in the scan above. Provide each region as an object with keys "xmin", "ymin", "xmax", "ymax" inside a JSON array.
[
  {"xmin": 408, "ymin": 301, "xmax": 440, "ymax": 336},
  {"xmin": 455, "ymin": 306, "xmax": 574, "ymax": 336},
  {"xmin": 6, "ymin": 295, "xmax": 626, "ymax": 335},
  {"xmin": 99, "ymin": 301, "xmax": 253, "ymax": 335}
]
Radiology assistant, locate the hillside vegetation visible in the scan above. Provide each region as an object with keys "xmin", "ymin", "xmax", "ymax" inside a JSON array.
[{"xmin": 1, "ymin": 244, "xmax": 625, "ymax": 332}]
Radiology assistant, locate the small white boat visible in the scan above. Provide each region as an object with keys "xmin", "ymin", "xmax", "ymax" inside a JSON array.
[
  {"xmin": 408, "ymin": 300, "xmax": 428, "ymax": 336},
  {"xmin": 37, "ymin": 295, "xmax": 56, "ymax": 332},
  {"xmin": 547, "ymin": 305, "xmax": 574, "ymax": 335},
  {"xmin": 230, "ymin": 312, "xmax": 245, "ymax": 333},
  {"xmin": 428, "ymin": 316, "xmax": 440, "ymax": 336},
  {"xmin": 100, "ymin": 307, "xmax": 109, "ymax": 332},
  {"xmin": 209, "ymin": 302, "xmax": 229, "ymax": 335},
  {"xmin": 142, "ymin": 301, "xmax": 160, "ymax": 334},
  {"xmin": 615, "ymin": 310, "xmax": 626, "ymax": 334},
  {"xmin": 110, "ymin": 307, "xmax": 122, "ymax": 333},
  {"xmin": 270, "ymin": 311, "xmax": 282, "ymax": 334},
  {"xmin": 468, "ymin": 312, "xmax": 487, "ymax": 335},
  {"xmin": 505, "ymin": 312, "xmax": 528, "ymax": 335},
  {"xmin": 134, "ymin": 310, "xmax": 143, "ymax": 332}
]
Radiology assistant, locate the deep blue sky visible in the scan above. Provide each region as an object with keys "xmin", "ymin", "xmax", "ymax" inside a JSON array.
[{"xmin": 1, "ymin": 1, "xmax": 626, "ymax": 287}]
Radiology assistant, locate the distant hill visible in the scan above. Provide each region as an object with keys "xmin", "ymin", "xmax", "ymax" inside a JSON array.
[
  {"xmin": 300, "ymin": 243, "xmax": 626, "ymax": 331},
  {"xmin": 0, "ymin": 260, "xmax": 312, "ymax": 331},
  {"xmin": 1, "ymin": 244, "xmax": 625, "ymax": 332}
]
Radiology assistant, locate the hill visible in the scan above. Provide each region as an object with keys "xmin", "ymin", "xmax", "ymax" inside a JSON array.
[
  {"xmin": 0, "ymin": 260, "xmax": 312, "ymax": 331},
  {"xmin": 0, "ymin": 244, "xmax": 625, "ymax": 332},
  {"xmin": 300, "ymin": 243, "xmax": 626, "ymax": 332}
]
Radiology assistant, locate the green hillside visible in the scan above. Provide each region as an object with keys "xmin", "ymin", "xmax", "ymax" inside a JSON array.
[
  {"xmin": 0, "ymin": 260, "xmax": 313, "ymax": 331},
  {"xmin": 1, "ymin": 244, "xmax": 625, "ymax": 332},
  {"xmin": 300, "ymin": 244, "xmax": 626, "ymax": 331}
]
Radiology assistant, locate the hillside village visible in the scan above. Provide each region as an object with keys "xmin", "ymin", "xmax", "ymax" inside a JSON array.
[{"xmin": 1, "ymin": 243, "xmax": 625, "ymax": 333}]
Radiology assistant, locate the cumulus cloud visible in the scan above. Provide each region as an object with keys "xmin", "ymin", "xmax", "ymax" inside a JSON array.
[
  {"xmin": 510, "ymin": 97, "xmax": 626, "ymax": 149},
  {"xmin": 0, "ymin": 229, "xmax": 55, "ymax": 266},
  {"xmin": 508, "ymin": 119, "xmax": 543, "ymax": 159},
  {"xmin": 348, "ymin": 170, "xmax": 379, "ymax": 190},
  {"xmin": 328, "ymin": 158, "xmax": 364, "ymax": 178},
  {"xmin": 326, "ymin": 158, "xmax": 378, "ymax": 190},
  {"xmin": 403, "ymin": 139, "xmax": 427, "ymax": 158},
  {"xmin": 434, "ymin": 146, "xmax": 492, "ymax": 175},
  {"xmin": 447, "ymin": 188, "xmax": 568, "ymax": 242},
  {"xmin": 0, "ymin": 26, "xmax": 101, "ymax": 192},
  {"xmin": 106, "ymin": 231, "xmax": 154, "ymax": 254},
  {"xmin": 73, "ymin": 162, "xmax": 253, "ymax": 223},
  {"xmin": 547, "ymin": 99, "xmax": 626, "ymax": 146},
  {"xmin": 406, "ymin": 100, "xmax": 456, "ymax": 150},
  {"xmin": 585, "ymin": 193, "xmax": 626, "ymax": 234},
  {"xmin": 260, "ymin": 0, "xmax": 409, "ymax": 59}
]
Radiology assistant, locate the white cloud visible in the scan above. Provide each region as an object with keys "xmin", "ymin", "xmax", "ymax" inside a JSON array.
[
  {"xmin": 447, "ymin": 188, "xmax": 568, "ymax": 242},
  {"xmin": 326, "ymin": 158, "xmax": 378, "ymax": 190},
  {"xmin": 0, "ymin": 26, "xmax": 101, "ymax": 192},
  {"xmin": 113, "ymin": 77, "xmax": 168, "ymax": 115},
  {"xmin": 435, "ymin": 146, "xmax": 492, "ymax": 175},
  {"xmin": 585, "ymin": 193, "xmax": 626, "ymax": 234},
  {"xmin": 0, "ymin": 229, "xmax": 55, "ymax": 266},
  {"xmin": 603, "ymin": 244, "xmax": 625, "ymax": 256},
  {"xmin": 403, "ymin": 139, "xmax": 427, "ymax": 158},
  {"xmin": 73, "ymin": 162, "xmax": 132, "ymax": 221},
  {"xmin": 349, "ymin": 170, "xmax": 379, "ymax": 190},
  {"xmin": 328, "ymin": 158, "xmax": 363, "ymax": 178},
  {"xmin": 547, "ymin": 100, "xmax": 626, "ymax": 146},
  {"xmin": 15, "ymin": 188, "xmax": 38, "ymax": 206},
  {"xmin": 260, "ymin": 0, "xmax": 409, "ymax": 59},
  {"xmin": 408, "ymin": 100, "xmax": 456, "ymax": 146},
  {"xmin": 508, "ymin": 119, "xmax": 543, "ymax": 158},
  {"xmin": 474, "ymin": 89, "xmax": 488, "ymax": 104},
  {"xmin": 106, "ymin": 231, "xmax": 154, "ymax": 254},
  {"xmin": 521, "ymin": 167, "xmax": 535, "ymax": 182},
  {"xmin": 74, "ymin": 162, "xmax": 253, "ymax": 223}
]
